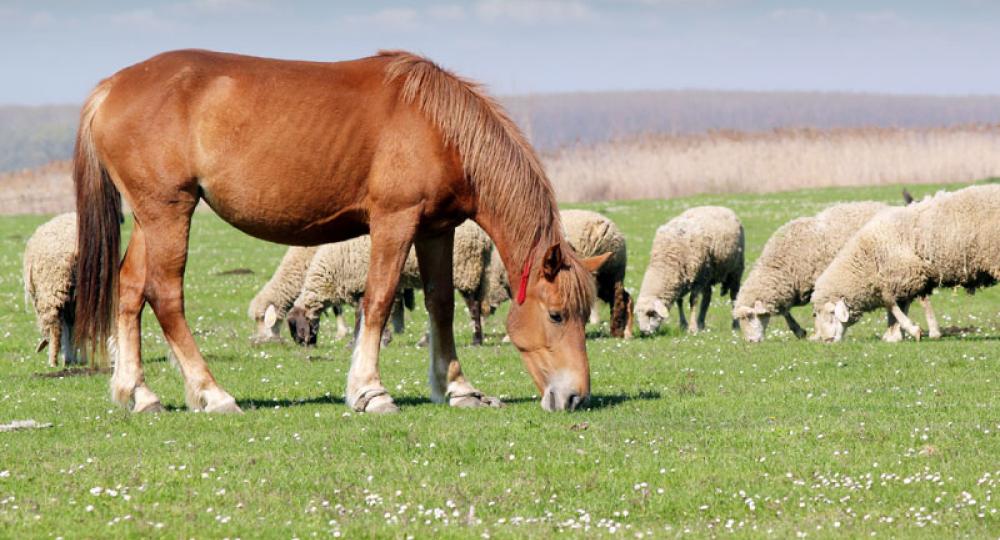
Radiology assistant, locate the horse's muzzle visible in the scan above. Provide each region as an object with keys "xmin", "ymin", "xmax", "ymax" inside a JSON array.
[{"xmin": 542, "ymin": 387, "xmax": 588, "ymax": 412}]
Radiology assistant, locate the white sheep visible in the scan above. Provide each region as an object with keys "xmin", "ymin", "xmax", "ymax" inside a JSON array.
[
  {"xmin": 559, "ymin": 210, "xmax": 632, "ymax": 338},
  {"xmin": 287, "ymin": 221, "xmax": 494, "ymax": 346},
  {"xmin": 634, "ymin": 206, "xmax": 745, "ymax": 335},
  {"xmin": 812, "ymin": 185, "xmax": 1000, "ymax": 341},
  {"xmin": 248, "ymin": 246, "xmax": 346, "ymax": 343},
  {"xmin": 480, "ymin": 209, "xmax": 632, "ymax": 338},
  {"xmin": 733, "ymin": 201, "xmax": 940, "ymax": 342},
  {"xmin": 23, "ymin": 213, "xmax": 83, "ymax": 367}
]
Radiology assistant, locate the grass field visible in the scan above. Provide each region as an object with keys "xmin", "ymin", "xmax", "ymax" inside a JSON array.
[{"xmin": 1, "ymin": 183, "xmax": 999, "ymax": 538}]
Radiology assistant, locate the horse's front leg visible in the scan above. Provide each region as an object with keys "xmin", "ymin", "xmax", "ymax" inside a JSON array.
[
  {"xmin": 416, "ymin": 233, "xmax": 502, "ymax": 408},
  {"xmin": 344, "ymin": 216, "xmax": 417, "ymax": 414}
]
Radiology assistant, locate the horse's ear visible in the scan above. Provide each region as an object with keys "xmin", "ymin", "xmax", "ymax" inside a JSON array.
[
  {"xmin": 542, "ymin": 243, "xmax": 565, "ymax": 282},
  {"xmin": 580, "ymin": 251, "xmax": 612, "ymax": 274}
]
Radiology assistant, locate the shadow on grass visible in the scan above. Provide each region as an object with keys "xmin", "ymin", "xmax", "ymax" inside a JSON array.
[
  {"xmin": 228, "ymin": 392, "xmax": 661, "ymax": 412},
  {"xmin": 33, "ymin": 367, "xmax": 111, "ymax": 378},
  {"xmin": 582, "ymin": 391, "xmax": 662, "ymax": 410}
]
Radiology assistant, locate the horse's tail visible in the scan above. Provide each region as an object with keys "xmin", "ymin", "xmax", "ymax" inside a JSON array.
[{"xmin": 73, "ymin": 80, "xmax": 121, "ymax": 361}]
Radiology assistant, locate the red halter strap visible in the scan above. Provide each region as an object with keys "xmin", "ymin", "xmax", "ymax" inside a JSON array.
[{"xmin": 515, "ymin": 239, "xmax": 540, "ymax": 305}]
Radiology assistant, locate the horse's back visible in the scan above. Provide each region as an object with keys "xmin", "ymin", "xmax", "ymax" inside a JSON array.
[{"xmin": 91, "ymin": 50, "xmax": 466, "ymax": 245}]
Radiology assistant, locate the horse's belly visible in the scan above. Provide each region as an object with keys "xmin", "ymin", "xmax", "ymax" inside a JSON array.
[{"xmin": 199, "ymin": 176, "xmax": 369, "ymax": 246}]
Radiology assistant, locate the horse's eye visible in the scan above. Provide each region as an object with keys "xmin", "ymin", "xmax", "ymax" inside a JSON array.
[{"xmin": 548, "ymin": 311, "xmax": 564, "ymax": 324}]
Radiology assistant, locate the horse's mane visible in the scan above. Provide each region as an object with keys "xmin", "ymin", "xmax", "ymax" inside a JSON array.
[{"xmin": 379, "ymin": 50, "xmax": 594, "ymax": 315}]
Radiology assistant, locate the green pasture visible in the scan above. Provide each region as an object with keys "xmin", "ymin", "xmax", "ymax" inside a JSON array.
[{"xmin": 1, "ymin": 182, "xmax": 998, "ymax": 538}]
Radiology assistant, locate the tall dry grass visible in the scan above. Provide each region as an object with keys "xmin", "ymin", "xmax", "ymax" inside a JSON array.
[
  {"xmin": 0, "ymin": 160, "xmax": 74, "ymax": 215},
  {"xmin": 4, "ymin": 126, "xmax": 1000, "ymax": 214},
  {"xmin": 543, "ymin": 125, "xmax": 1000, "ymax": 202}
]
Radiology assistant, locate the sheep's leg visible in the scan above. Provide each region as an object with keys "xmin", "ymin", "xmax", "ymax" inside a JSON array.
[
  {"xmin": 60, "ymin": 318, "xmax": 78, "ymax": 365},
  {"xmin": 882, "ymin": 308, "xmax": 903, "ymax": 342},
  {"xmin": 889, "ymin": 302, "xmax": 922, "ymax": 341},
  {"xmin": 390, "ymin": 295, "xmax": 406, "ymax": 334},
  {"xmin": 918, "ymin": 295, "xmax": 942, "ymax": 339},
  {"xmin": 344, "ymin": 214, "xmax": 419, "ymax": 414},
  {"xmin": 588, "ymin": 305, "xmax": 601, "ymax": 326},
  {"xmin": 728, "ymin": 279, "xmax": 741, "ymax": 331},
  {"xmin": 686, "ymin": 290, "xmax": 703, "ymax": 333},
  {"xmin": 696, "ymin": 286, "xmax": 712, "ymax": 332},
  {"xmin": 110, "ymin": 224, "xmax": 163, "ymax": 413},
  {"xmin": 463, "ymin": 294, "xmax": 484, "ymax": 346},
  {"xmin": 47, "ymin": 324, "xmax": 61, "ymax": 368},
  {"xmin": 333, "ymin": 304, "xmax": 350, "ymax": 340},
  {"xmin": 609, "ymin": 281, "xmax": 632, "ymax": 339},
  {"xmin": 783, "ymin": 312, "xmax": 808, "ymax": 339},
  {"xmin": 140, "ymin": 199, "xmax": 238, "ymax": 413},
  {"xmin": 676, "ymin": 297, "xmax": 689, "ymax": 331},
  {"xmin": 417, "ymin": 232, "xmax": 500, "ymax": 408}
]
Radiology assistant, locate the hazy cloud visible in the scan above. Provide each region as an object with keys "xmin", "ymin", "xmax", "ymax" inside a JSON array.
[
  {"xmin": 855, "ymin": 10, "xmax": 906, "ymax": 27},
  {"xmin": 768, "ymin": 7, "xmax": 829, "ymax": 26},
  {"xmin": 345, "ymin": 7, "xmax": 421, "ymax": 30},
  {"xmin": 108, "ymin": 9, "xmax": 177, "ymax": 32},
  {"xmin": 475, "ymin": 0, "xmax": 595, "ymax": 25},
  {"xmin": 428, "ymin": 4, "xmax": 467, "ymax": 21}
]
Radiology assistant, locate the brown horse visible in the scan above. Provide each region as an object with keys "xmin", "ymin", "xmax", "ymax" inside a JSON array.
[{"xmin": 73, "ymin": 49, "xmax": 609, "ymax": 414}]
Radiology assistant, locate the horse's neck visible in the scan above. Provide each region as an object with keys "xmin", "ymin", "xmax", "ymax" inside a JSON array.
[{"xmin": 474, "ymin": 207, "xmax": 553, "ymax": 281}]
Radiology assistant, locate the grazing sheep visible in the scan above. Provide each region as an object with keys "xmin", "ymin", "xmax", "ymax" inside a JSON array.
[
  {"xmin": 812, "ymin": 185, "xmax": 1000, "ymax": 342},
  {"xmin": 634, "ymin": 206, "xmax": 745, "ymax": 335},
  {"xmin": 733, "ymin": 201, "xmax": 941, "ymax": 342},
  {"xmin": 481, "ymin": 244, "xmax": 510, "ymax": 316},
  {"xmin": 248, "ymin": 246, "xmax": 350, "ymax": 343},
  {"xmin": 559, "ymin": 210, "xmax": 632, "ymax": 338},
  {"xmin": 287, "ymin": 221, "xmax": 494, "ymax": 346},
  {"xmin": 23, "ymin": 213, "xmax": 83, "ymax": 367},
  {"xmin": 481, "ymin": 210, "xmax": 631, "ymax": 338}
]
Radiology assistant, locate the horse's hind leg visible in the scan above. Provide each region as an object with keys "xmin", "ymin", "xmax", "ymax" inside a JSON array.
[
  {"xmin": 111, "ymin": 223, "xmax": 163, "ymax": 412},
  {"xmin": 417, "ymin": 232, "xmax": 500, "ymax": 408},
  {"xmin": 140, "ymin": 199, "xmax": 239, "ymax": 413}
]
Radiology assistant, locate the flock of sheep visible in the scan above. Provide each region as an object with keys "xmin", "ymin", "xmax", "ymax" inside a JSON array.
[{"xmin": 22, "ymin": 183, "xmax": 1000, "ymax": 367}]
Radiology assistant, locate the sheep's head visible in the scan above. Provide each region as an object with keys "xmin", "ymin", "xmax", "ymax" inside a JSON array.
[
  {"xmin": 251, "ymin": 304, "xmax": 283, "ymax": 344},
  {"xmin": 734, "ymin": 300, "xmax": 771, "ymax": 343},
  {"xmin": 813, "ymin": 299, "xmax": 851, "ymax": 342},
  {"xmin": 287, "ymin": 305, "xmax": 320, "ymax": 346},
  {"xmin": 634, "ymin": 296, "xmax": 669, "ymax": 335}
]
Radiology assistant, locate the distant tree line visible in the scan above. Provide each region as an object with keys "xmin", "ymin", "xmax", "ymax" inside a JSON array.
[{"xmin": 7, "ymin": 91, "xmax": 1000, "ymax": 172}]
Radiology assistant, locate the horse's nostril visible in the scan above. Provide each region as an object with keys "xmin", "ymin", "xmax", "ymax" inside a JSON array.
[{"xmin": 567, "ymin": 393, "xmax": 585, "ymax": 411}]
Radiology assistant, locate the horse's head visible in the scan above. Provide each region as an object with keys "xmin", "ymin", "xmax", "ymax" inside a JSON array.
[
  {"xmin": 506, "ymin": 243, "xmax": 610, "ymax": 412},
  {"xmin": 287, "ymin": 305, "xmax": 320, "ymax": 346}
]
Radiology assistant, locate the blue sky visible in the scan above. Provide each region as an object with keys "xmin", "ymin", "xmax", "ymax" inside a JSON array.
[{"xmin": 1, "ymin": 0, "xmax": 998, "ymax": 104}]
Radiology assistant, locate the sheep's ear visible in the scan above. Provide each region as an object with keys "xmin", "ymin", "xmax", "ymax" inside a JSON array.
[
  {"xmin": 35, "ymin": 338, "xmax": 49, "ymax": 353},
  {"xmin": 753, "ymin": 300, "xmax": 768, "ymax": 315},
  {"xmin": 652, "ymin": 299, "xmax": 670, "ymax": 319},
  {"xmin": 580, "ymin": 251, "xmax": 612, "ymax": 274},
  {"xmin": 733, "ymin": 306, "xmax": 751, "ymax": 318},
  {"xmin": 263, "ymin": 304, "xmax": 278, "ymax": 328},
  {"xmin": 834, "ymin": 299, "xmax": 850, "ymax": 323}
]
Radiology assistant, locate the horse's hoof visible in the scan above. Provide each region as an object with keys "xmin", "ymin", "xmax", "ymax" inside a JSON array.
[
  {"xmin": 205, "ymin": 399, "xmax": 243, "ymax": 414},
  {"xmin": 134, "ymin": 400, "xmax": 165, "ymax": 414},
  {"xmin": 928, "ymin": 330, "xmax": 942, "ymax": 340},
  {"xmin": 450, "ymin": 394, "xmax": 504, "ymax": 408},
  {"xmin": 363, "ymin": 394, "xmax": 399, "ymax": 414}
]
